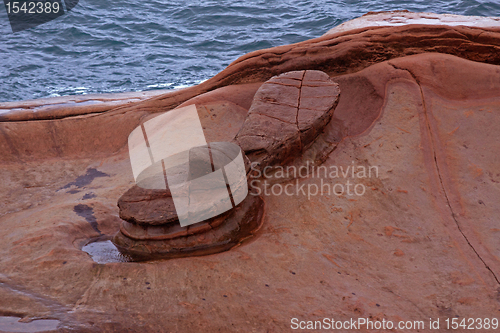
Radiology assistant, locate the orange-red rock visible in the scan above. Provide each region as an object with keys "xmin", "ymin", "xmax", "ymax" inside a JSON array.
[{"xmin": 0, "ymin": 12, "xmax": 500, "ymax": 332}]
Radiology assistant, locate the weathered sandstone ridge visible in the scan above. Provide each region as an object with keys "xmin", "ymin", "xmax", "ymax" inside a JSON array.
[{"xmin": 1, "ymin": 11, "xmax": 500, "ymax": 332}]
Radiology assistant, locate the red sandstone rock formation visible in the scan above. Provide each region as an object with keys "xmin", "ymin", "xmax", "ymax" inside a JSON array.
[
  {"xmin": 235, "ymin": 70, "xmax": 340, "ymax": 169},
  {"xmin": 1, "ymin": 12, "xmax": 500, "ymax": 332}
]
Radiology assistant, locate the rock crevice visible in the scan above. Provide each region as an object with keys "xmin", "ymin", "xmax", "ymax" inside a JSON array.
[{"xmin": 388, "ymin": 61, "xmax": 500, "ymax": 286}]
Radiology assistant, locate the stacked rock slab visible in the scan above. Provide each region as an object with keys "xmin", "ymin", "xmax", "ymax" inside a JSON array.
[
  {"xmin": 112, "ymin": 146, "xmax": 264, "ymax": 260},
  {"xmin": 3, "ymin": 14, "xmax": 500, "ymax": 331},
  {"xmin": 235, "ymin": 70, "xmax": 340, "ymax": 169}
]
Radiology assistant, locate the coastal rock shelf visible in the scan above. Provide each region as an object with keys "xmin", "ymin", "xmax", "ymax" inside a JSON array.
[
  {"xmin": 112, "ymin": 157, "xmax": 264, "ymax": 260},
  {"xmin": 0, "ymin": 11, "xmax": 500, "ymax": 332}
]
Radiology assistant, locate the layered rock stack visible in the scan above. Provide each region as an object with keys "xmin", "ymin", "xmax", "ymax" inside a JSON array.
[
  {"xmin": 112, "ymin": 183, "xmax": 265, "ymax": 260},
  {"xmin": 112, "ymin": 144, "xmax": 264, "ymax": 260},
  {"xmin": 3, "ymin": 12, "xmax": 500, "ymax": 331}
]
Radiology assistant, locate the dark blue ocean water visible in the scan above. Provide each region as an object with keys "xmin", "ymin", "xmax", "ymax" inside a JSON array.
[{"xmin": 1, "ymin": 0, "xmax": 499, "ymax": 102}]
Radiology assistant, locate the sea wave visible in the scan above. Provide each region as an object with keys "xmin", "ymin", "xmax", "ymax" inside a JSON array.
[{"xmin": 0, "ymin": 0, "xmax": 499, "ymax": 102}]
